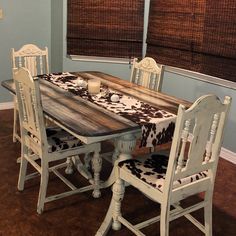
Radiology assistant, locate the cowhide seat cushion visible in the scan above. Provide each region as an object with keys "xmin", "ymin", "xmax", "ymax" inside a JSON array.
[
  {"xmin": 118, "ymin": 154, "xmax": 208, "ymax": 192},
  {"xmin": 28, "ymin": 127, "xmax": 83, "ymax": 153}
]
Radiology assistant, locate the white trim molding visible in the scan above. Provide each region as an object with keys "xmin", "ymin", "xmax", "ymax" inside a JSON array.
[
  {"xmin": 69, "ymin": 55, "xmax": 132, "ymax": 64},
  {"xmin": 0, "ymin": 102, "xmax": 14, "ymax": 110},
  {"xmin": 220, "ymin": 148, "xmax": 236, "ymax": 165},
  {"xmin": 165, "ymin": 66, "xmax": 236, "ymax": 90}
]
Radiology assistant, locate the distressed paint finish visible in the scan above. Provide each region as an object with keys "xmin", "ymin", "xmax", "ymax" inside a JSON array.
[
  {"xmin": 2, "ymin": 71, "xmax": 191, "ymax": 144},
  {"xmin": 14, "ymin": 68, "xmax": 101, "ymax": 214},
  {"xmin": 11, "ymin": 44, "xmax": 49, "ymax": 143},
  {"xmin": 130, "ymin": 57, "xmax": 165, "ymax": 92},
  {"xmin": 96, "ymin": 94, "xmax": 232, "ymax": 236},
  {"xmin": 3, "ymin": 70, "xmax": 193, "ymax": 217}
]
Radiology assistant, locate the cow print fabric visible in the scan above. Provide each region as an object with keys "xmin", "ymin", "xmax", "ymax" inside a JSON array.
[
  {"xmin": 28, "ymin": 127, "xmax": 83, "ymax": 153},
  {"xmin": 38, "ymin": 73, "xmax": 176, "ymax": 147},
  {"xmin": 118, "ymin": 154, "xmax": 208, "ymax": 192}
]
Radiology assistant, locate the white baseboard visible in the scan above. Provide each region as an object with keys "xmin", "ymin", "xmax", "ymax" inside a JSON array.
[
  {"xmin": 0, "ymin": 102, "xmax": 14, "ymax": 110},
  {"xmin": 220, "ymin": 148, "xmax": 236, "ymax": 165}
]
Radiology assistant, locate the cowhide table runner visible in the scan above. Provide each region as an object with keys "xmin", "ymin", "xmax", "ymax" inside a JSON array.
[{"xmin": 38, "ymin": 72, "xmax": 176, "ymax": 147}]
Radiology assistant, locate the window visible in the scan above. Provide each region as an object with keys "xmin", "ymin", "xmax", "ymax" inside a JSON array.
[
  {"xmin": 67, "ymin": 0, "xmax": 144, "ymax": 60},
  {"xmin": 146, "ymin": 0, "xmax": 236, "ymax": 82}
]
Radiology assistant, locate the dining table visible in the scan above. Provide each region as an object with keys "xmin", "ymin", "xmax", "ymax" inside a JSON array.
[{"xmin": 1, "ymin": 71, "xmax": 191, "ymax": 196}]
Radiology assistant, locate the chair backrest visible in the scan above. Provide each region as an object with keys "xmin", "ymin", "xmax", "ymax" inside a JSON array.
[
  {"xmin": 12, "ymin": 44, "xmax": 49, "ymax": 76},
  {"xmin": 165, "ymin": 94, "xmax": 231, "ymax": 203},
  {"xmin": 13, "ymin": 67, "xmax": 48, "ymax": 156},
  {"xmin": 130, "ymin": 57, "xmax": 164, "ymax": 92}
]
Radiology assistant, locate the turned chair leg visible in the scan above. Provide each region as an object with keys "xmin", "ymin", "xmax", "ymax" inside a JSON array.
[
  {"xmin": 92, "ymin": 151, "xmax": 102, "ymax": 198},
  {"xmin": 112, "ymin": 178, "xmax": 125, "ymax": 231},
  {"xmin": 65, "ymin": 157, "xmax": 74, "ymax": 174}
]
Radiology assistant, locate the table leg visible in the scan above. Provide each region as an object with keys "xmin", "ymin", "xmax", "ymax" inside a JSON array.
[
  {"xmin": 65, "ymin": 157, "xmax": 73, "ymax": 174},
  {"xmin": 100, "ymin": 133, "xmax": 136, "ymax": 189},
  {"xmin": 95, "ymin": 133, "xmax": 136, "ymax": 235},
  {"xmin": 116, "ymin": 133, "xmax": 136, "ymax": 161},
  {"xmin": 92, "ymin": 150, "xmax": 102, "ymax": 198},
  {"xmin": 111, "ymin": 139, "xmax": 119, "ymax": 164}
]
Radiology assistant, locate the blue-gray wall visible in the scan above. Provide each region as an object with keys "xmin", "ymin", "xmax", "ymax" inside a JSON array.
[
  {"xmin": 1, "ymin": 1, "xmax": 235, "ymax": 154},
  {"xmin": 59, "ymin": 1, "xmax": 236, "ymax": 153},
  {"xmin": 0, "ymin": 0, "xmax": 51, "ymax": 102},
  {"xmin": 51, "ymin": 0, "xmax": 63, "ymax": 73},
  {"xmin": 163, "ymin": 71, "xmax": 236, "ymax": 153}
]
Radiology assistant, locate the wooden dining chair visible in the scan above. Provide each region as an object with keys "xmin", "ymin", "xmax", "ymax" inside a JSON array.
[
  {"xmin": 96, "ymin": 94, "xmax": 231, "ymax": 236},
  {"xmin": 12, "ymin": 44, "xmax": 49, "ymax": 143},
  {"xmin": 130, "ymin": 57, "xmax": 165, "ymax": 153},
  {"xmin": 14, "ymin": 67, "xmax": 101, "ymax": 214},
  {"xmin": 130, "ymin": 57, "xmax": 164, "ymax": 92}
]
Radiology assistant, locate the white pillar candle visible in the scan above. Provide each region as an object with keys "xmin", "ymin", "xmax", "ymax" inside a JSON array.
[{"xmin": 88, "ymin": 78, "xmax": 101, "ymax": 94}]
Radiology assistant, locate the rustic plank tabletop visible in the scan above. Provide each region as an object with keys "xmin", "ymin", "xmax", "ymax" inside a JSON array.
[{"xmin": 1, "ymin": 71, "xmax": 191, "ymax": 144}]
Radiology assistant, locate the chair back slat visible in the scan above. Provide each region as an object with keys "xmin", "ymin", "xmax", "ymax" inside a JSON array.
[
  {"xmin": 164, "ymin": 95, "xmax": 231, "ymax": 195},
  {"xmin": 18, "ymin": 56, "xmax": 23, "ymax": 67},
  {"xmin": 130, "ymin": 57, "xmax": 164, "ymax": 92},
  {"xmin": 12, "ymin": 44, "xmax": 49, "ymax": 76},
  {"xmin": 24, "ymin": 56, "xmax": 37, "ymax": 76},
  {"xmin": 205, "ymin": 113, "xmax": 219, "ymax": 162},
  {"xmin": 14, "ymin": 68, "xmax": 48, "ymax": 153},
  {"xmin": 176, "ymin": 119, "xmax": 190, "ymax": 173}
]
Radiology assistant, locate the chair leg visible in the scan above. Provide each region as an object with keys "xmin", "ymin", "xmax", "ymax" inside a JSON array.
[
  {"xmin": 37, "ymin": 161, "xmax": 49, "ymax": 214},
  {"xmin": 204, "ymin": 199, "xmax": 213, "ymax": 236},
  {"xmin": 13, "ymin": 98, "xmax": 18, "ymax": 143},
  {"xmin": 160, "ymin": 203, "xmax": 170, "ymax": 236},
  {"xmin": 65, "ymin": 157, "xmax": 74, "ymax": 174},
  {"xmin": 92, "ymin": 151, "xmax": 102, "ymax": 198},
  {"xmin": 84, "ymin": 153, "xmax": 92, "ymax": 169},
  {"xmin": 17, "ymin": 152, "xmax": 28, "ymax": 191},
  {"xmin": 112, "ymin": 178, "xmax": 125, "ymax": 231}
]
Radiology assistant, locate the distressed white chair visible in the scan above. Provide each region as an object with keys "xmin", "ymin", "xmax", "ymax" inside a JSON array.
[
  {"xmin": 14, "ymin": 67, "xmax": 101, "ymax": 214},
  {"xmin": 130, "ymin": 57, "xmax": 165, "ymax": 153},
  {"xmin": 12, "ymin": 44, "xmax": 49, "ymax": 143},
  {"xmin": 96, "ymin": 94, "xmax": 231, "ymax": 236},
  {"xmin": 130, "ymin": 57, "xmax": 164, "ymax": 92}
]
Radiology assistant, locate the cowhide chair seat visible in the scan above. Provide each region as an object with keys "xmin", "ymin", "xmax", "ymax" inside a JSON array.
[
  {"xmin": 28, "ymin": 127, "xmax": 83, "ymax": 153},
  {"xmin": 119, "ymin": 154, "xmax": 208, "ymax": 192},
  {"xmin": 96, "ymin": 94, "xmax": 232, "ymax": 236},
  {"xmin": 15, "ymin": 68, "xmax": 101, "ymax": 214}
]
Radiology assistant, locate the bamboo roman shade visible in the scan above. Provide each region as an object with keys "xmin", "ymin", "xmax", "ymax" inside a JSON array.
[
  {"xmin": 146, "ymin": 0, "xmax": 236, "ymax": 82},
  {"xmin": 67, "ymin": 0, "xmax": 144, "ymax": 59}
]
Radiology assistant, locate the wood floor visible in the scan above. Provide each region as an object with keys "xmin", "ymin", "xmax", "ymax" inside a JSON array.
[{"xmin": 0, "ymin": 109, "xmax": 235, "ymax": 236}]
